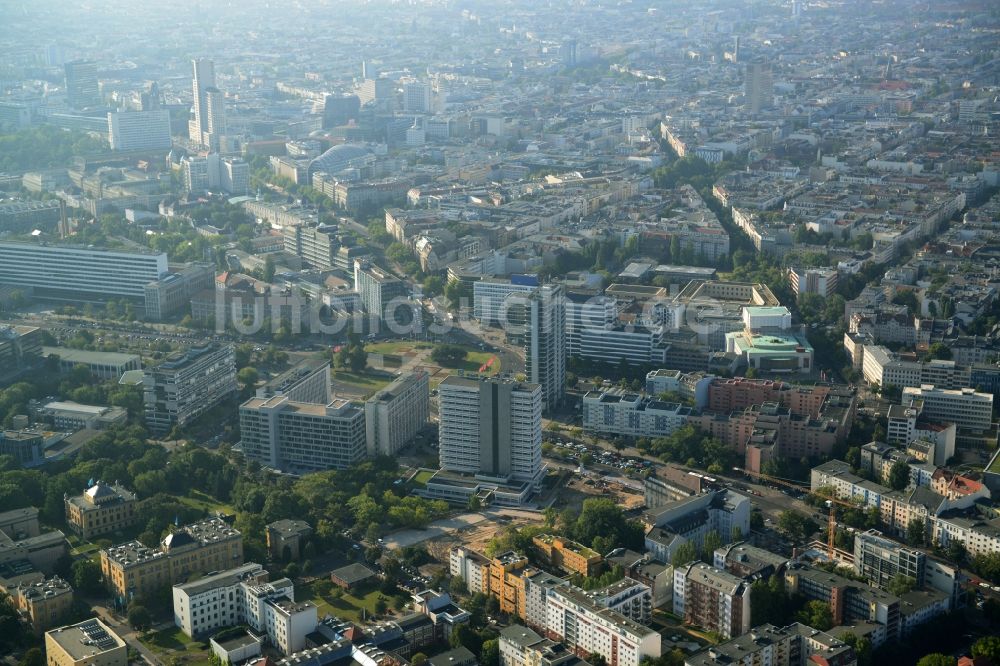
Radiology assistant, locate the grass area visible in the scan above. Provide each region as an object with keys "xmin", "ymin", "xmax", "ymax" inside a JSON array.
[
  {"xmin": 367, "ymin": 341, "xmax": 433, "ymax": 355},
  {"xmin": 300, "ymin": 581, "xmax": 385, "ymax": 623},
  {"xmin": 70, "ymin": 542, "xmax": 100, "ymax": 557},
  {"xmin": 411, "ymin": 469, "xmax": 435, "ymax": 488},
  {"xmin": 178, "ymin": 489, "xmax": 235, "ymax": 516},
  {"xmin": 140, "ymin": 626, "xmax": 210, "ymax": 662},
  {"xmin": 331, "ymin": 370, "xmax": 395, "ymax": 393},
  {"xmin": 987, "ymin": 451, "xmax": 1000, "ymax": 473}
]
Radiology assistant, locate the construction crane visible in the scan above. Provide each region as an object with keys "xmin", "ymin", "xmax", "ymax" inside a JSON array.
[{"xmin": 736, "ymin": 467, "xmax": 862, "ymax": 558}]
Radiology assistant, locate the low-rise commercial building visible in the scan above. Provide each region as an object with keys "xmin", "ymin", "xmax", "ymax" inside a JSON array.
[
  {"xmin": 41, "ymin": 347, "xmax": 141, "ymax": 381},
  {"xmin": 644, "ymin": 490, "xmax": 751, "ymax": 564}
]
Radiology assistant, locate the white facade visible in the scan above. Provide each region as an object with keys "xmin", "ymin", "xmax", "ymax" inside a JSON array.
[
  {"xmin": 582, "ymin": 390, "xmax": 689, "ymax": 439},
  {"xmin": 0, "ymin": 242, "xmax": 167, "ymax": 300},
  {"xmin": 789, "ymin": 266, "xmax": 838, "ymax": 297},
  {"xmin": 143, "ymin": 343, "xmax": 238, "ymax": 435},
  {"xmin": 365, "ymin": 371, "xmax": 430, "ymax": 456},
  {"xmin": 240, "ymin": 396, "xmax": 367, "ymax": 473},
  {"xmin": 108, "ymin": 110, "xmax": 171, "ymax": 151},
  {"xmin": 438, "ymin": 376, "xmax": 543, "ymax": 486},
  {"xmin": 473, "ymin": 279, "xmax": 538, "ymax": 325},
  {"xmin": 525, "ymin": 285, "xmax": 566, "ymax": 413},
  {"xmin": 902, "ymin": 385, "xmax": 994, "ymax": 432},
  {"xmin": 172, "ymin": 562, "xmax": 316, "ymax": 655},
  {"xmin": 565, "ymin": 295, "xmax": 617, "ymax": 358},
  {"xmin": 741, "ymin": 306, "xmax": 792, "ymax": 332},
  {"xmin": 544, "ymin": 586, "xmax": 661, "ymax": 666}
]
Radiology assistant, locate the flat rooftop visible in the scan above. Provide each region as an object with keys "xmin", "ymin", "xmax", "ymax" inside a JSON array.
[{"xmin": 46, "ymin": 619, "xmax": 124, "ymax": 659}]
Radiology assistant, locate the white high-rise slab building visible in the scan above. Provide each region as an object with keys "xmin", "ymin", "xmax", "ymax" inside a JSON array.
[
  {"xmin": 524, "ymin": 285, "xmax": 566, "ymax": 413},
  {"xmin": 438, "ymin": 375, "xmax": 543, "ymax": 487}
]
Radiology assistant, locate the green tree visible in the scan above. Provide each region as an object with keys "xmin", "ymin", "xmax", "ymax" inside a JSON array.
[
  {"xmin": 19, "ymin": 648, "xmax": 44, "ymax": 666},
  {"xmin": 431, "ymin": 344, "xmax": 469, "ymax": 367},
  {"xmin": 906, "ymin": 518, "xmax": 926, "ymax": 547},
  {"xmin": 886, "ymin": 461, "xmax": 910, "ymax": 491},
  {"xmin": 925, "ymin": 342, "xmax": 952, "ymax": 361},
  {"xmin": 263, "ymin": 255, "xmax": 276, "ymax": 283},
  {"xmin": 412, "ymin": 654, "xmax": 428, "ymax": 666},
  {"xmin": 915, "ymin": 655, "xmax": 955, "ymax": 666},
  {"xmin": 672, "ymin": 542, "xmax": 698, "ymax": 566},
  {"xmin": 972, "ymin": 636, "xmax": 1000, "ymax": 662},
  {"xmin": 777, "ymin": 511, "xmax": 817, "ymax": 542},
  {"xmin": 701, "ymin": 530, "xmax": 723, "ymax": 562},
  {"xmin": 481, "ymin": 638, "xmax": 500, "ymax": 666},
  {"xmin": 887, "ymin": 574, "xmax": 916, "ymax": 596},
  {"xmin": 795, "ymin": 600, "xmax": 833, "ymax": 631},
  {"xmin": 450, "ymin": 575, "xmax": 468, "ymax": 597},
  {"xmin": 945, "ymin": 539, "xmax": 966, "ymax": 565},
  {"xmin": 72, "ymin": 558, "xmax": 104, "ymax": 595},
  {"xmin": 841, "ymin": 633, "xmax": 873, "ymax": 666},
  {"xmin": 128, "ymin": 604, "xmax": 152, "ymax": 632}
]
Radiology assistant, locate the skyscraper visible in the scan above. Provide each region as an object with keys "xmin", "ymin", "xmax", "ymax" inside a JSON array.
[
  {"xmin": 524, "ymin": 284, "xmax": 566, "ymax": 413},
  {"xmin": 64, "ymin": 60, "xmax": 100, "ymax": 109},
  {"xmin": 189, "ymin": 59, "xmax": 226, "ymax": 149},
  {"xmin": 744, "ymin": 61, "xmax": 773, "ymax": 114},
  {"xmin": 438, "ymin": 375, "xmax": 543, "ymax": 487}
]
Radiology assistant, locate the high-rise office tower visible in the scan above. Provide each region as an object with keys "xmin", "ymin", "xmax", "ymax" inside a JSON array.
[
  {"xmin": 108, "ymin": 109, "xmax": 172, "ymax": 151},
  {"xmin": 64, "ymin": 60, "xmax": 100, "ymax": 109},
  {"xmin": 744, "ymin": 61, "xmax": 773, "ymax": 114},
  {"xmin": 438, "ymin": 376, "xmax": 543, "ymax": 487},
  {"xmin": 189, "ymin": 59, "xmax": 226, "ymax": 149},
  {"xmin": 524, "ymin": 285, "xmax": 566, "ymax": 413},
  {"xmin": 403, "ymin": 82, "xmax": 431, "ymax": 113}
]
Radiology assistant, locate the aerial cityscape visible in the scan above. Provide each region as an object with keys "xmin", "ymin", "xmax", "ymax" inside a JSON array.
[{"xmin": 1, "ymin": 0, "xmax": 1000, "ymax": 665}]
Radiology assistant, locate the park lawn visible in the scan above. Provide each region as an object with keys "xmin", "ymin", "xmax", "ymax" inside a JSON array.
[
  {"xmin": 141, "ymin": 626, "xmax": 210, "ymax": 661},
  {"xmin": 301, "ymin": 580, "xmax": 384, "ymax": 623},
  {"xmin": 179, "ymin": 489, "xmax": 235, "ymax": 516},
  {"xmin": 366, "ymin": 341, "xmax": 432, "ymax": 355},
  {"xmin": 331, "ymin": 370, "xmax": 395, "ymax": 393},
  {"xmin": 433, "ymin": 348, "xmax": 500, "ymax": 375},
  {"xmin": 987, "ymin": 452, "xmax": 1000, "ymax": 474},
  {"xmin": 410, "ymin": 469, "xmax": 435, "ymax": 488},
  {"xmin": 70, "ymin": 542, "xmax": 100, "ymax": 557}
]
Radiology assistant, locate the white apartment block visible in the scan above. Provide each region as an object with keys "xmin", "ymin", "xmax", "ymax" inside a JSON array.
[
  {"xmin": 438, "ymin": 376, "xmax": 543, "ymax": 487},
  {"xmin": 143, "ymin": 343, "xmax": 237, "ymax": 435},
  {"xmin": 565, "ymin": 294, "xmax": 617, "ymax": 358},
  {"xmin": 473, "ymin": 278, "xmax": 538, "ymax": 326},
  {"xmin": 108, "ymin": 109, "xmax": 171, "ymax": 151},
  {"xmin": 582, "ymin": 389, "xmax": 690, "ymax": 439},
  {"xmin": 365, "ymin": 371, "xmax": 430, "ymax": 456},
  {"xmin": 863, "ymin": 346, "xmax": 972, "ymax": 390},
  {"xmin": 239, "ymin": 396, "xmax": 366, "ymax": 473},
  {"xmin": 587, "ymin": 578, "xmax": 653, "ymax": 626},
  {"xmin": 544, "ymin": 585, "xmax": 662, "ymax": 666},
  {"xmin": 672, "ymin": 563, "xmax": 750, "ymax": 640},
  {"xmin": 901, "ymin": 385, "xmax": 993, "ymax": 432},
  {"xmin": 449, "ymin": 546, "xmax": 490, "ymax": 593},
  {"xmin": 0, "ymin": 241, "xmax": 168, "ymax": 301},
  {"xmin": 789, "ymin": 266, "xmax": 838, "ymax": 297},
  {"xmin": 932, "ymin": 514, "xmax": 1000, "ymax": 558},
  {"xmin": 354, "ymin": 260, "xmax": 410, "ymax": 321},
  {"xmin": 172, "ymin": 562, "xmax": 317, "ymax": 655}
]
